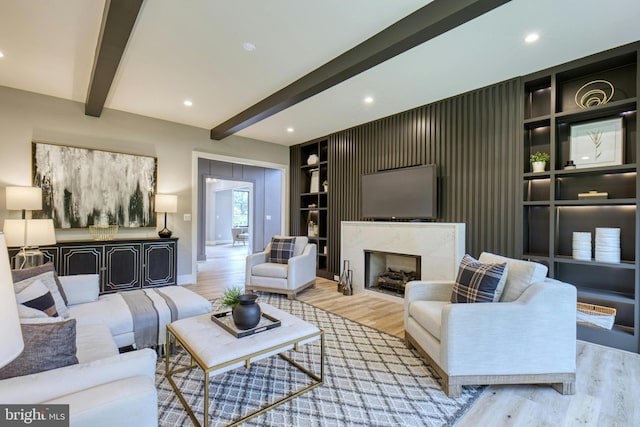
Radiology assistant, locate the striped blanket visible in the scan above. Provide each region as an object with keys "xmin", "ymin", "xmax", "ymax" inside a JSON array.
[{"xmin": 120, "ymin": 288, "xmax": 180, "ymax": 349}]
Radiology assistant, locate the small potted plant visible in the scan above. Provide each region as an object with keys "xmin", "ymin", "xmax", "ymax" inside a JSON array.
[
  {"xmin": 530, "ymin": 152, "xmax": 550, "ymax": 172},
  {"xmin": 221, "ymin": 286, "xmax": 243, "ymax": 309},
  {"xmin": 322, "ymin": 180, "xmax": 328, "ymax": 192},
  {"xmin": 221, "ymin": 286, "xmax": 261, "ymax": 330}
]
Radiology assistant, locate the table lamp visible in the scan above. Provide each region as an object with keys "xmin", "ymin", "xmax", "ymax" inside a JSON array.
[
  {"xmin": 3, "ymin": 219, "xmax": 57, "ymax": 269},
  {"xmin": 0, "ymin": 233, "xmax": 24, "ymax": 367},
  {"xmin": 5, "ymin": 186, "xmax": 42, "ymax": 219},
  {"xmin": 154, "ymin": 194, "xmax": 177, "ymax": 238}
]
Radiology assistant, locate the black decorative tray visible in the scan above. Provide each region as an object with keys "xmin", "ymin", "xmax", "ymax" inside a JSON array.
[{"xmin": 210, "ymin": 311, "xmax": 281, "ymax": 338}]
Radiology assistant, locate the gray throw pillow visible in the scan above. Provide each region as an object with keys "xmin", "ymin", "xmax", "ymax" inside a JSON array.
[{"xmin": 0, "ymin": 319, "xmax": 78, "ymax": 380}]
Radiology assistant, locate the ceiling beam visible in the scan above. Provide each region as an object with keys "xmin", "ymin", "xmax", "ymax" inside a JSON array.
[
  {"xmin": 210, "ymin": 0, "xmax": 511, "ymax": 140},
  {"xmin": 85, "ymin": 0, "xmax": 144, "ymax": 117}
]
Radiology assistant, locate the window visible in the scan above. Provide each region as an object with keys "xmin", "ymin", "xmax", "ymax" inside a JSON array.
[{"xmin": 232, "ymin": 189, "xmax": 249, "ymax": 227}]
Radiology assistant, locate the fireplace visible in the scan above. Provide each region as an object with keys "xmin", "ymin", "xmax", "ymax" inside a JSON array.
[
  {"xmin": 364, "ymin": 250, "xmax": 421, "ymax": 297},
  {"xmin": 341, "ymin": 221, "xmax": 465, "ymax": 297}
]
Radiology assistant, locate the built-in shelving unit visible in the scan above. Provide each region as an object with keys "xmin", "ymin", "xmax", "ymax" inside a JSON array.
[
  {"xmin": 522, "ymin": 43, "xmax": 639, "ymax": 352},
  {"xmin": 298, "ymin": 138, "xmax": 331, "ymax": 278}
]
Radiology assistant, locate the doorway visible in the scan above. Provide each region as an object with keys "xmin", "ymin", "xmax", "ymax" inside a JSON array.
[
  {"xmin": 192, "ymin": 152, "xmax": 288, "ymax": 284},
  {"xmin": 204, "ymin": 178, "xmax": 252, "ymax": 259}
]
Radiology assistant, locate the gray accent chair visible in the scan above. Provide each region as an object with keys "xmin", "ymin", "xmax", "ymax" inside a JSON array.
[
  {"xmin": 232, "ymin": 227, "xmax": 249, "ymax": 245},
  {"xmin": 404, "ymin": 252, "xmax": 577, "ymax": 397},
  {"xmin": 245, "ymin": 236, "xmax": 316, "ymax": 299}
]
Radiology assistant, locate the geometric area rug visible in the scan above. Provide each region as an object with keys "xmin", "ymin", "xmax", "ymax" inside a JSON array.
[{"xmin": 156, "ymin": 293, "xmax": 484, "ymax": 426}]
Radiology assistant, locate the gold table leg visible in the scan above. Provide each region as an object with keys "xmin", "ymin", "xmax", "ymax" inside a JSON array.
[{"xmin": 165, "ymin": 329, "xmax": 324, "ymax": 427}]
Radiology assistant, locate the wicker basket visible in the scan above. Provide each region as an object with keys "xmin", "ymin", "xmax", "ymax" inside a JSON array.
[
  {"xmin": 577, "ymin": 302, "xmax": 616, "ymax": 330},
  {"xmin": 89, "ymin": 225, "xmax": 119, "ymax": 241}
]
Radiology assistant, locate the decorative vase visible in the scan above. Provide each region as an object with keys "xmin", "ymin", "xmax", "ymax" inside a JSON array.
[
  {"xmin": 323, "ymin": 185, "xmax": 328, "ymax": 192},
  {"xmin": 232, "ymin": 294, "xmax": 261, "ymax": 330},
  {"xmin": 307, "ymin": 154, "xmax": 319, "ymax": 165},
  {"xmin": 342, "ymin": 270, "xmax": 353, "ymax": 296},
  {"xmin": 338, "ymin": 260, "xmax": 349, "ymax": 292},
  {"xmin": 531, "ymin": 161, "xmax": 546, "ymax": 173}
]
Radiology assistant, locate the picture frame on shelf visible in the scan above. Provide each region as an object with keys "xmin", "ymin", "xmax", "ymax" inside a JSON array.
[{"xmin": 569, "ymin": 117, "xmax": 623, "ymax": 169}]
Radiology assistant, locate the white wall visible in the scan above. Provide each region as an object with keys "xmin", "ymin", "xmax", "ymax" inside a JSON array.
[{"xmin": 0, "ymin": 86, "xmax": 289, "ymax": 283}]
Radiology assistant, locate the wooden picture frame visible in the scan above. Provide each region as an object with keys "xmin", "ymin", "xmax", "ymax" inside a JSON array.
[
  {"xmin": 570, "ymin": 117, "xmax": 624, "ymax": 169},
  {"xmin": 32, "ymin": 142, "xmax": 157, "ymax": 228}
]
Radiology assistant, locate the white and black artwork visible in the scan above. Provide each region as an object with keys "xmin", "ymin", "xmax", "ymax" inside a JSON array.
[{"xmin": 32, "ymin": 142, "xmax": 157, "ymax": 228}]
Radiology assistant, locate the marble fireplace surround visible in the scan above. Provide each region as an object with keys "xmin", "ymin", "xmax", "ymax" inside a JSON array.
[{"xmin": 341, "ymin": 222, "xmax": 465, "ymax": 297}]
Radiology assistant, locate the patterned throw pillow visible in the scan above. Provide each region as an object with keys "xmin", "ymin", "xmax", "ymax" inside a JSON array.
[
  {"xmin": 17, "ymin": 303, "xmax": 50, "ymax": 319},
  {"xmin": 269, "ymin": 237, "xmax": 296, "ymax": 264},
  {"xmin": 15, "ymin": 279, "xmax": 59, "ymax": 317},
  {"xmin": 451, "ymin": 254, "xmax": 507, "ymax": 303},
  {"xmin": 0, "ymin": 319, "xmax": 78, "ymax": 380},
  {"xmin": 12, "ymin": 262, "xmax": 68, "ymax": 305},
  {"xmin": 13, "ymin": 271, "xmax": 70, "ymax": 318}
]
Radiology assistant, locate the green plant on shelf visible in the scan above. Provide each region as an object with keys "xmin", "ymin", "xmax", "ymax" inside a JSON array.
[{"xmin": 529, "ymin": 152, "xmax": 550, "ymax": 163}]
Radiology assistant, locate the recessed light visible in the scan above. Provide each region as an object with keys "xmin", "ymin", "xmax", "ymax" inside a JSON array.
[
  {"xmin": 0, "ymin": 51, "xmax": 4, "ymax": 58},
  {"xmin": 364, "ymin": 96, "xmax": 374, "ymax": 104},
  {"xmin": 287, "ymin": 127, "xmax": 294, "ymax": 133},
  {"xmin": 183, "ymin": 100, "xmax": 193, "ymax": 107},
  {"xmin": 525, "ymin": 33, "xmax": 539, "ymax": 43},
  {"xmin": 243, "ymin": 42, "xmax": 256, "ymax": 52}
]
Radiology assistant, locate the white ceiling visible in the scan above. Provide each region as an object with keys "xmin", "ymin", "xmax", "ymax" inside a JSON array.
[{"xmin": 1, "ymin": 0, "xmax": 639, "ymax": 146}]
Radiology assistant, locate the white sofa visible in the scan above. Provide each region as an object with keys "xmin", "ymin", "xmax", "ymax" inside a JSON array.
[
  {"xmin": 2, "ymin": 271, "xmax": 213, "ymax": 427},
  {"xmin": 59, "ymin": 274, "xmax": 212, "ymax": 349},
  {"xmin": 0, "ymin": 322, "xmax": 158, "ymax": 427},
  {"xmin": 404, "ymin": 252, "xmax": 577, "ymax": 397},
  {"xmin": 246, "ymin": 236, "xmax": 317, "ymax": 299}
]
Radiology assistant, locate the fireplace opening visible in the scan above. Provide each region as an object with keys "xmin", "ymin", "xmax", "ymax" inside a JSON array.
[{"xmin": 364, "ymin": 250, "xmax": 421, "ymax": 297}]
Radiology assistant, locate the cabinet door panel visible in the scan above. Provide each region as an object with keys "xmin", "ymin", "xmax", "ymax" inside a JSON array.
[
  {"xmin": 143, "ymin": 241, "xmax": 176, "ymax": 287},
  {"xmin": 104, "ymin": 244, "xmax": 141, "ymax": 293},
  {"xmin": 8, "ymin": 247, "xmax": 58, "ymax": 270},
  {"xmin": 60, "ymin": 246, "xmax": 102, "ymax": 276}
]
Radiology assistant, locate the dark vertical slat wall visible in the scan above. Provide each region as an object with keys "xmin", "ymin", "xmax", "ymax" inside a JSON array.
[{"xmin": 292, "ymin": 78, "xmax": 523, "ymax": 276}]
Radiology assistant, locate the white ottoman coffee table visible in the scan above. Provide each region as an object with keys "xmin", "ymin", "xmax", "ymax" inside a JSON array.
[{"xmin": 165, "ymin": 303, "xmax": 324, "ymax": 427}]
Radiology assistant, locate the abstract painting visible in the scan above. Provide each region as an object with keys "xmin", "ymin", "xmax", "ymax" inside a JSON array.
[{"xmin": 32, "ymin": 142, "xmax": 157, "ymax": 228}]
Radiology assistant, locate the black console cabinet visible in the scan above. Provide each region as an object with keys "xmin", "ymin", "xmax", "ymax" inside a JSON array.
[{"xmin": 10, "ymin": 238, "xmax": 177, "ymax": 294}]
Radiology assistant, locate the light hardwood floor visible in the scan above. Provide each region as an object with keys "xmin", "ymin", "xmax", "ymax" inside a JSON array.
[{"xmin": 186, "ymin": 246, "xmax": 640, "ymax": 426}]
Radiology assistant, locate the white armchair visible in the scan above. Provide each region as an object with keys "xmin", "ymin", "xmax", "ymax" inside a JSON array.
[
  {"xmin": 246, "ymin": 236, "xmax": 316, "ymax": 299},
  {"xmin": 404, "ymin": 252, "xmax": 577, "ymax": 397}
]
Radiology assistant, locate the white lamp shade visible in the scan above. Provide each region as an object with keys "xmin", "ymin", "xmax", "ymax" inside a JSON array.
[
  {"xmin": 6, "ymin": 186, "xmax": 42, "ymax": 211},
  {"xmin": 0, "ymin": 233, "xmax": 24, "ymax": 367},
  {"xmin": 3, "ymin": 219, "xmax": 57, "ymax": 247},
  {"xmin": 155, "ymin": 194, "xmax": 178, "ymax": 213}
]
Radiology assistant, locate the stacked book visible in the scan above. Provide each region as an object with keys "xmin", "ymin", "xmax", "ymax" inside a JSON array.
[
  {"xmin": 595, "ymin": 227, "xmax": 620, "ymax": 263},
  {"xmin": 572, "ymin": 232, "xmax": 592, "ymax": 260}
]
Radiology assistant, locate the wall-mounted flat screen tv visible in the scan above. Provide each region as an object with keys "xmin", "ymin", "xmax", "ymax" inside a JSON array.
[{"xmin": 361, "ymin": 164, "xmax": 437, "ymax": 220}]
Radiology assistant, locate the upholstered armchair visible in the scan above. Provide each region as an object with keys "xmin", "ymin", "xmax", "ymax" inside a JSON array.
[
  {"xmin": 245, "ymin": 236, "xmax": 316, "ymax": 299},
  {"xmin": 404, "ymin": 252, "xmax": 577, "ymax": 397},
  {"xmin": 232, "ymin": 227, "xmax": 249, "ymax": 245}
]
